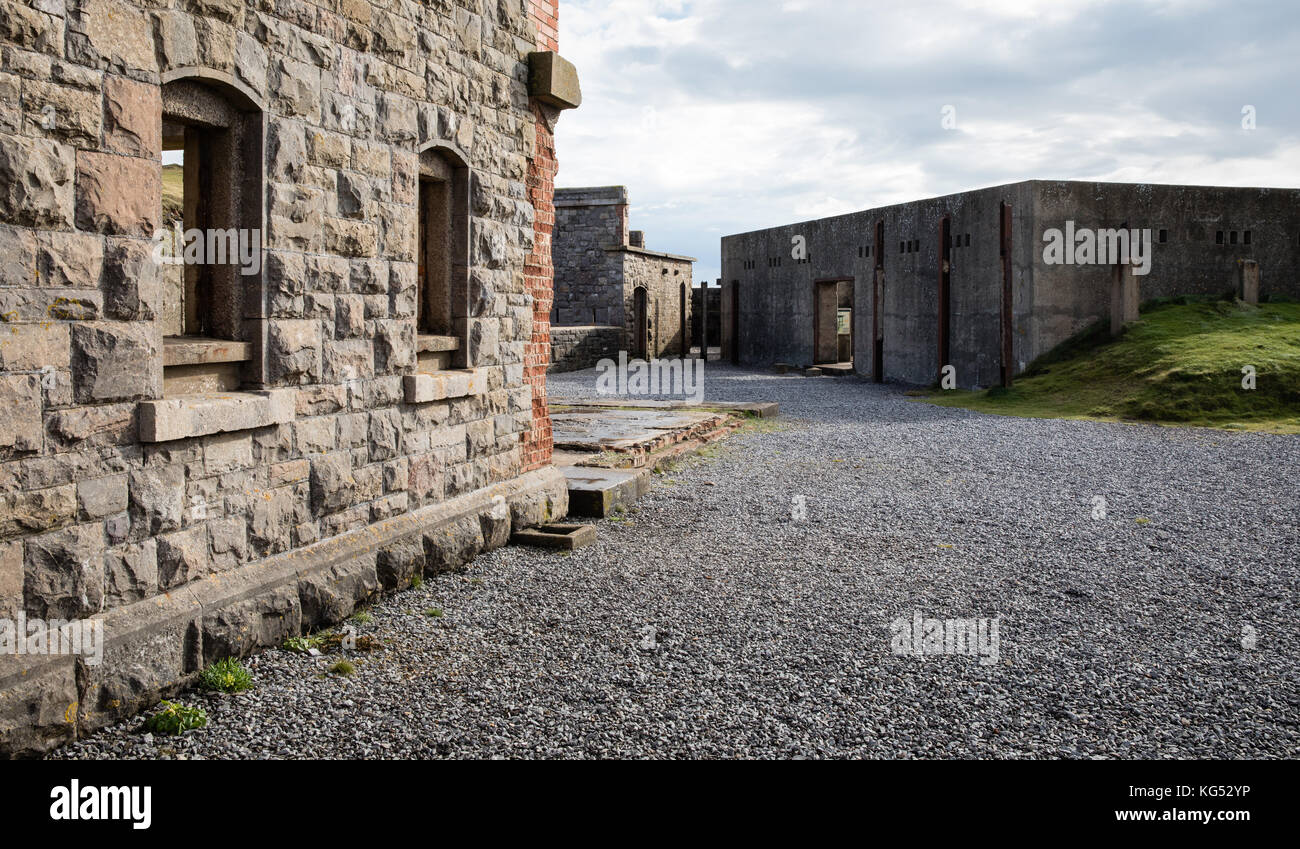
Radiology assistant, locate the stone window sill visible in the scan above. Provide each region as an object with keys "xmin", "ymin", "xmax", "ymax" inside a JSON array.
[
  {"xmin": 416, "ymin": 334, "xmax": 460, "ymax": 354},
  {"xmin": 138, "ymin": 389, "xmax": 295, "ymax": 443},
  {"xmin": 163, "ymin": 336, "xmax": 253, "ymax": 367},
  {"xmin": 403, "ymin": 369, "xmax": 487, "ymax": 404}
]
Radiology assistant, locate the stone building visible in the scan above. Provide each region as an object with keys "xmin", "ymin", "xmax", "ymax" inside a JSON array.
[
  {"xmin": 721, "ymin": 180, "xmax": 1300, "ymax": 387},
  {"xmin": 0, "ymin": 0, "xmax": 580, "ymax": 756},
  {"xmin": 549, "ymin": 186, "xmax": 695, "ymax": 371}
]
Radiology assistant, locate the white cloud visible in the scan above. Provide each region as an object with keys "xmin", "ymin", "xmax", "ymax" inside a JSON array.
[{"xmin": 555, "ymin": 0, "xmax": 1300, "ymax": 283}]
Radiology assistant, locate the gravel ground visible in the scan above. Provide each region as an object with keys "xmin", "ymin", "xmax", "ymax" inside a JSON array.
[{"xmin": 53, "ymin": 365, "xmax": 1300, "ymax": 759}]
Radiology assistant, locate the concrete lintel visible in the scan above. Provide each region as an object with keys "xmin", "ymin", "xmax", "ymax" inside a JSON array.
[{"xmin": 137, "ymin": 389, "xmax": 295, "ymax": 443}]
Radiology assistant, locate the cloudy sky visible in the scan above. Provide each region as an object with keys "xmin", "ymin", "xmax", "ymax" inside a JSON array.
[{"xmin": 554, "ymin": 0, "xmax": 1300, "ymax": 285}]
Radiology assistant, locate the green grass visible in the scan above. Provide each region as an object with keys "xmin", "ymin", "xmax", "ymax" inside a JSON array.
[
  {"xmin": 923, "ymin": 298, "xmax": 1300, "ymax": 433},
  {"xmin": 161, "ymin": 164, "xmax": 183, "ymax": 223},
  {"xmin": 196, "ymin": 658, "xmax": 254, "ymax": 693}
]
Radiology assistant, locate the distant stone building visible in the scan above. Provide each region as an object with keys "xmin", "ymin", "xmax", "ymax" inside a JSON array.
[
  {"xmin": 721, "ymin": 180, "xmax": 1300, "ymax": 387},
  {"xmin": 0, "ymin": 0, "xmax": 581, "ymax": 756},
  {"xmin": 550, "ymin": 186, "xmax": 696, "ymax": 370}
]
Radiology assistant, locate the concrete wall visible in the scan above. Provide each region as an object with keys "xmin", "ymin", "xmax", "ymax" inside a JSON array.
[
  {"xmin": 0, "ymin": 0, "xmax": 573, "ymax": 756},
  {"xmin": 722, "ymin": 180, "xmax": 1300, "ymax": 388}
]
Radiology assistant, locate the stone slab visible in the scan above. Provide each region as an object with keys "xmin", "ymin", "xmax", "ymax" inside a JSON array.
[
  {"xmin": 511, "ymin": 524, "xmax": 596, "ymax": 551},
  {"xmin": 562, "ymin": 466, "xmax": 648, "ymax": 518}
]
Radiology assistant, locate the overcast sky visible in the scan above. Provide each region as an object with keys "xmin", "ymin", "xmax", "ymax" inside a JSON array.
[{"xmin": 554, "ymin": 0, "xmax": 1300, "ymax": 285}]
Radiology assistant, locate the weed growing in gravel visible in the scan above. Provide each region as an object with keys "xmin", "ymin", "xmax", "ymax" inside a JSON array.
[
  {"xmin": 197, "ymin": 658, "xmax": 253, "ymax": 693},
  {"xmin": 424, "ymin": 608, "xmax": 444, "ymax": 618},
  {"xmin": 329, "ymin": 660, "xmax": 356, "ymax": 676},
  {"xmin": 410, "ymin": 574, "xmax": 424, "ymax": 589},
  {"xmin": 146, "ymin": 701, "xmax": 208, "ymax": 735},
  {"xmin": 282, "ymin": 635, "xmax": 322, "ymax": 654},
  {"xmin": 351, "ymin": 609, "xmax": 373, "ymax": 625}
]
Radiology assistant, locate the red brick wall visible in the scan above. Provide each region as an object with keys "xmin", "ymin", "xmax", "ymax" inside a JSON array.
[{"xmin": 522, "ymin": 0, "xmax": 561, "ymax": 472}]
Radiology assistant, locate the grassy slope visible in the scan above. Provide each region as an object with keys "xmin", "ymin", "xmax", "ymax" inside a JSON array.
[
  {"xmin": 923, "ymin": 298, "xmax": 1300, "ymax": 433},
  {"xmin": 161, "ymin": 164, "xmax": 184, "ymax": 223}
]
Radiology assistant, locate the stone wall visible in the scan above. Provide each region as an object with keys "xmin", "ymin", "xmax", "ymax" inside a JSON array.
[
  {"xmin": 0, "ymin": 0, "xmax": 574, "ymax": 756},
  {"xmin": 552, "ymin": 185, "xmax": 696, "ymax": 361},
  {"xmin": 552, "ymin": 186, "xmax": 626, "ymax": 326},
  {"xmin": 623, "ymin": 247, "xmax": 694, "ymax": 360},
  {"xmin": 549, "ymin": 325, "xmax": 619, "ymax": 372}
]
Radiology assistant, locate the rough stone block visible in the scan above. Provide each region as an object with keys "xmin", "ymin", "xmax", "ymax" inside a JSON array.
[
  {"xmin": 297, "ymin": 553, "xmax": 378, "ymax": 627},
  {"xmin": 422, "ymin": 514, "xmax": 483, "ymax": 574},
  {"xmin": 0, "ymin": 375, "xmax": 44, "ymax": 455},
  {"xmin": 376, "ymin": 536, "xmax": 424, "ymax": 592},
  {"xmin": 23, "ymin": 524, "xmax": 105, "ymax": 619},
  {"xmin": 70, "ymin": 321, "xmax": 159, "ymax": 403},
  {"xmin": 103, "ymin": 75, "xmax": 162, "ymax": 158},
  {"xmin": 77, "ymin": 474, "xmax": 128, "ymax": 521},
  {"xmin": 75, "ymin": 151, "xmax": 160, "ymax": 235},
  {"xmin": 0, "ymin": 134, "xmax": 74, "ymax": 228}
]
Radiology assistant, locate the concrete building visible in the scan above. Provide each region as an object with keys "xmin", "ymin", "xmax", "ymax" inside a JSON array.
[
  {"xmin": 550, "ymin": 186, "xmax": 696, "ymax": 370},
  {"xmin": 721, "ymin": 181, "xmax": 1300, "ymax": 388},
  {"xmin": 0, "ymin": 0, "xmax": 581, "ymax": 756}
]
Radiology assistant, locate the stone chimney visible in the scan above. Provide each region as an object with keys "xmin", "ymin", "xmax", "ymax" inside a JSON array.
[{"xmin": 629, "ymin": 230, "xmax": 645, "ymax": 248}]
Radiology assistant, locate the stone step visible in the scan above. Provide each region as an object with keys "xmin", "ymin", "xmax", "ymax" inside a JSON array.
[{"xmin": 561, "ymin": 466, "xmax": 650, "ymax": 518}]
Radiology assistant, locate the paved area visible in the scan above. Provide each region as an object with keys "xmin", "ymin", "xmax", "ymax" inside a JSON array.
[{"xmin": 52, "ymin": 365, "xmax": 1300, "ymax": 759}]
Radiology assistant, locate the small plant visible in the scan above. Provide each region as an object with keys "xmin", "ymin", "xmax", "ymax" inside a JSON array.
[
  {"xmin": 146, "ymin": 701, "xmax": 208, "ymax": 735},
  {"xmin": 1135, "ymin": 517, "xmax": 1151, "ymax": 525},
  {"xmin": 351, "ymin": 609, "xmax": 373, "ymax": 625},
  {"xmin": 410, "ymin": 573, "xmax": 424, "ymax": 589},
  {"xmin": 329, "ymin": 659, "xmax": 355, "ymax": 676},
  {"xmin": 424, "ymin": 608, "xmax": 444, "ymax": 618},
  {"xmin": 282, "ymin": 636, "xmax": 319, "ymax": 654},
  {"xmin": 197, "ymin": 658, "xmax": 253, "ymax": 693}
]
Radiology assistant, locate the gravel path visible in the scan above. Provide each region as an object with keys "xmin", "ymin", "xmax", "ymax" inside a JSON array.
[{"xmin": 53, "ymin": 365, "xmax": 1300, "ymax": 759}]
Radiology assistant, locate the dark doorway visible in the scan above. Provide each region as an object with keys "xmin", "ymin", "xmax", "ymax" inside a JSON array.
[
  {"xmin": 729, "ymin": 280, "xmax": 740, "ymax": 365},
  {"xmin": 679, "ymin": 282, "xmax": 689, "ymax": 358},
  {"xmin": 873, "ymin": 219, "xmax": 885, "ymax": 382},
  {"xmin": 1000, "ymin": 202, "xmax": 1014, "ymax": 387},
  {"xmin": 633, "ymin": 287, "xmax": 649, "ymax": 359},
  {"xmin": 938, "ymin": 215, "xmax": 952, "ymax": 381}
]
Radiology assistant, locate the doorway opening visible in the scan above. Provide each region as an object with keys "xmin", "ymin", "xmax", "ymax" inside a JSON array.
[
  {"xmin": 729, "ymin": 280, "xmax": 740, "ymax": 365},
  {"xmin": 938, "ymin": 215, "xmax": 952, "ymax": 381},
  {"xmin": 633, "ymin": 286, "xmax": 649, "ymax": 360},
  {"xmin": 813, "ymin": 278, "xmax": 854, "ymax": 368},
  {"xmin": 679, "ymin": 282, "xmax": 689, "ymax": 358},
  {"xmin": 873, "ymin": 219, "xmax": 885, "ymax": 382}
]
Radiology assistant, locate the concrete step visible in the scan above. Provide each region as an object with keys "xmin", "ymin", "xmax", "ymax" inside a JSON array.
[{"xmin": 561, "ymin": 466, "xmax": 650, "ymax": 518}]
